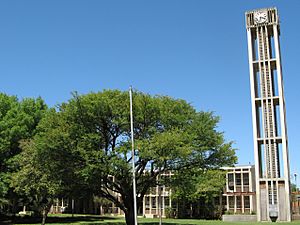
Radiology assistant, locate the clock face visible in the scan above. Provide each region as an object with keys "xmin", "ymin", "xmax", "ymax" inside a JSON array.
[{"xmin": 254, "ymin": 11, "xmax": 268, "ymax": 24}]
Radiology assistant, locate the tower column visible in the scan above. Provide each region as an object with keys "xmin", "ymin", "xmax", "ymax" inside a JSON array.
[{"xmin": 245, "ymin": 8, "xmax": 291, "ymax": 222}]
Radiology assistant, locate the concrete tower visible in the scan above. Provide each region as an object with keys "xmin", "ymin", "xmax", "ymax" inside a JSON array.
[{"xmin": 245, "ymin": 8, "xmax": 291, "ymax": 221}]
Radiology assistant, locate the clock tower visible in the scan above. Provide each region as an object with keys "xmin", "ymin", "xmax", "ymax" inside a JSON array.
[{"xmin": 245, "ymin": 8, "xmax": 291, "ymax": 222}]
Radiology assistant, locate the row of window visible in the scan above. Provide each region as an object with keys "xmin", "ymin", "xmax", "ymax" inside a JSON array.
[
  {"xmin": 144, "ymin": 196, "xmax": 170, "ymax": 210},
  {"xmin": 228, "ymin": 196, "xmax": 251, "ymax": 209},
  {"xmin": 227, "ymin": 173, "xmax": 250, "ymax": 191}
]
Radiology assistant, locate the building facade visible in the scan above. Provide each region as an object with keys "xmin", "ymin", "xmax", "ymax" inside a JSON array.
[
  {"xmin": 245, "ymin": 8, "xmax": 291, "ymax": 221},
  {"xmin": 143, "ymin": 171, "xmax": 173, "ymax": 218},
  {"xmin": 222, "ymin": 166, "xmax": 256, "ymax": 215}
]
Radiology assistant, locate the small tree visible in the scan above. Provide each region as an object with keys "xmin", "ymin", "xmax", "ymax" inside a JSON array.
[
  {"xmin": 93, "ymin": 196, "xmax": 112, "ymax": 215},
  {"xmin": 11, "ymin": 140, "xmax": 58, "ymax": 225},
  {"xmin": 170, "ymin": 169, "xmax": 227, "ymax": 219},
  {"xmin": 11, "ymin": 109, "xmax": 80, "ymax": 225},
  {"xmin": 0, "ymin": 94, "xmax": 47, "ymax": 214}
]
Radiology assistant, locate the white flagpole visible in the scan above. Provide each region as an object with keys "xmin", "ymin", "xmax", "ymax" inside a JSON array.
[{"xmin": 129, "ymin": 86, "xmax": 138, "ymax": 225}]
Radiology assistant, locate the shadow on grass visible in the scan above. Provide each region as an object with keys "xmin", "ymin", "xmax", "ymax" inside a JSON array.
[
  {"xmin": 83, "ymin": 223, "xmax": 199, "ymax": 225},
  {"xmin": 0, "ymin": 215, "xmax": 200, "ymax": 225},
  {"xmin": 139, "ymin": 223, "xmax": 198, "ymax": 225},
  {"xmin": 0, "ymin": 215, "xmax": 120, "ymax": 224}
]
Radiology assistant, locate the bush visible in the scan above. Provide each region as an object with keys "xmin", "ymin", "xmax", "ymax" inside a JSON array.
[{"xmin": 165, "ymin": 207, "xmax": 176, "ymax": 218}]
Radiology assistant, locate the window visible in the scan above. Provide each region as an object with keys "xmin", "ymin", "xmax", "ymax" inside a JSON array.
[
  {"xmin": 145, "ymin": 197, "xmax": 150, "ymax": 209},
  {"xmin": 236, "ymin": 173, "xmax": 242, "ymax": 192},
  {"xmin": 152, "ymin": 197, "xmax": 156, "ymax": 209},
  {"xmin": 244, "ymin": 196, "xmax": 250, "ymax": 209},
  {"xmin": 236, "ymin": 173, "xmax": 241, "ymax": 185},
  {"xmin": 228, "ymin": 173, "xmax": 234, "ymax": 191},
  {"xmin": 159, "ymin": 186, "xmax": 164, "ymax": 193},
  {"xmin": 243, "ymin": 173, "xmax": 249, "ymax": 185},
  {"xmin": 229, "ymin": 196, "xmax": 234, "ymax": 209},
  {"xmin": 164, "ymin": 197, "xmax": 170, "ymax": 208},
  {"xmin": 236, "ymin": 196, "xmax": 242, "ymax": 209}
]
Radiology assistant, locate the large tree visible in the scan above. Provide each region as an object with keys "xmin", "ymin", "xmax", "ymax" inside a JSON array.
[{"xmin": 15, "ymin": 90, "xmax": 236, "ymax": 225}]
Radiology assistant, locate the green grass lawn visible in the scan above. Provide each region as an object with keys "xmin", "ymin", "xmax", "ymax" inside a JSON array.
[{"xmin": 7, "ymin": 214, "xmax": 300, "ymax": 225}]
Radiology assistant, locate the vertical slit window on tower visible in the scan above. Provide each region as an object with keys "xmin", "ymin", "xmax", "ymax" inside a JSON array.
[
  {"xmin": 269, "ymin": 35, "xmax": 275, "ymax": 59},
  {"xmin": 270, "ymin": 140, "xmax": 278, "ymax": 177},
  {"xmin": 268, "ymin": 11, "xmax": 272, "ymax": 23},
  {"xmin": 278, "ymin": 143, "xmax": 284, "ymax": 178},
  {"xmin": 273, "ymin": 181, "xmax": 278, "ymax": 204},
  {"xmin": 268, "ymin": 181, "xmax": 273, "ymax": 204},
  {"xmin": 253, "ymin": 34, "xmax": 259, "ymax": 61},
  {"xmin": 256, "ymin": 106, "xmax": 263, "ymax": 138},
  {"xmin": 272, "ymin": 69, "xmax": 279, "ymax": 96},
  {"xmin": 255, "ymin": 70, "xmax": 261, "ymax": 98},
  {"xmin": 259, "ymin": 144, "xmax": 266, "ymax": 178},
  {"xmin": 274, "ymin": 104, "xmax": 281, "ymax": 137},
  {"xmin": 273, "ymin": 142, "xmax": 280, "ymax": 178}
]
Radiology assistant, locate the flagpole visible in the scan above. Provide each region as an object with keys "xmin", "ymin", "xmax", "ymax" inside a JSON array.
[{"xmin": 129, "ymin": 86, "xmax": 138, "ymax": 225}]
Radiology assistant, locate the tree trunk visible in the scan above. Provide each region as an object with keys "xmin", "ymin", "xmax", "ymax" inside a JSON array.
[
  {"xmin": 41, "ymin": 203, "xmax": 51, "ymax": 225},
  {"xmin": 125, "ymin": 208, "xmax": 135, "ymax": 225},
  {"xmin": 100, "ymin": 205, "xmax": 103, "ymax": 215},
  {"xmin": 72, "ymin": 199, "xmax": 74, "ymax": 217},
  {"xmin": 41, "ymin": 208, "xmax": 48, "ymax": 225}
]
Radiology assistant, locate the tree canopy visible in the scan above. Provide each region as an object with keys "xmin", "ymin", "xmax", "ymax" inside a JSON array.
[
  {"xmin": 0, "ymin": 93, "xmax": 47, "ymax": 213},
  {"xmin": 10, "ymin": 90, "xmax": 236, "ymax": 225}
]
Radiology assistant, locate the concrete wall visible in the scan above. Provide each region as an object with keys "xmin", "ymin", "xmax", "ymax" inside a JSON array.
[{"xmin": 222, "ymin": 215, "xmax": 257, "ymax": 222}]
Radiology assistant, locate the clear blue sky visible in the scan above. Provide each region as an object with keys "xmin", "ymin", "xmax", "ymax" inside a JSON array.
[{"xmin": 0, "ymin": 1, "xmax": 299, "ymax": 184}]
